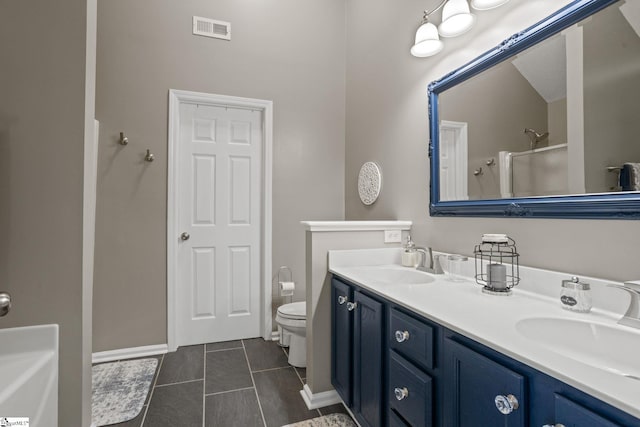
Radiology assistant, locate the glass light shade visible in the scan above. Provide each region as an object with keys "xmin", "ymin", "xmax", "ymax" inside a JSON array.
[
  {"xmin": 411, "ymin": 22, "xmax": 444, "ymax": 57},
  {"xmin": 470, "ymin": 0, "xmax": 510, "ymax": 10},
  {"xmin": 438, "ymin": 0, "xmax": 476, "ymax": 37}
]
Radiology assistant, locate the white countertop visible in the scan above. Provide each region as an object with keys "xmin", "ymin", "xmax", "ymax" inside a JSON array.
[
  {"xmin": 301, "ymin": 220, "xmax": 412, "ymax": 232},
  {"xmin": 328, "ymin": 248, "xmax": 640, "ymax": 419}
]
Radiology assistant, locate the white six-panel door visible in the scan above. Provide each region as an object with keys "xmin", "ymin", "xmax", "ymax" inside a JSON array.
[
  {"xmin": 439, "ymin": 120, "xmax": 469, "ymax": 201},
  {"xmin": 175, "ymin": 102, "xmax": 262, "ymax": 346}
]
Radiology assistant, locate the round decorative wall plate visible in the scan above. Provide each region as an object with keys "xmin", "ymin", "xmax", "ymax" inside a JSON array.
[{"xmin": 358, "ymin": 162, "xmax": 382, "ymax": 205}]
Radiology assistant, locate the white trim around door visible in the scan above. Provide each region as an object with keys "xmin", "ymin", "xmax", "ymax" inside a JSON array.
[{"xmin": 167, "ymin": 89, "xmax": 273, "ymax": 352}]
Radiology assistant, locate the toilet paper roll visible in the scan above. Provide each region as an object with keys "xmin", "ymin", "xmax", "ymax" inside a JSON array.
[{"xmin": 279, "ymin": 281, "xmax": 295, "ymax": 297}]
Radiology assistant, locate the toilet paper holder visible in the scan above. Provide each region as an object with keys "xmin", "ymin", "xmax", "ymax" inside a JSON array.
[{"xmin": 277, "ymin": 266, "xmax": 295, "ymax": 300}]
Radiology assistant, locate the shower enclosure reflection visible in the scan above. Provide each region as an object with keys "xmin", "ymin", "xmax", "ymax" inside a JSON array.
[{"xmin": 499, "ymin": 144, "xmax": 568, "ymax": 198}]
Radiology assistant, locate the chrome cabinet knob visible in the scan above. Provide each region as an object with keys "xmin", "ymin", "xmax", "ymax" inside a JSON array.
[
  {"xmin": 395, "ymin": 330, "xmax": 410, "ymax": 343},
  {"xmin": 180, "ymin": 232, "xmax": 190, "ymax": 241},
  {"xmin": 495, "ymin": 394, "xmax": 519, "ymax": 415},
  {"xmin": 394, "ymin": 387, "xmax": 409, "ymax": 401},
  {"xmin": 337, "ymin": 295, "xmax": 348, "ymax": 305},
  {"xmin": 346, "ymin": 302, "xmax": 358, "ymax": 311},
  {"xmin": 0, "ymin": 292, "xmax": 11, "ymax": 317},
  {"xmin": 542, "ymin": 424, "xmax": 566, "ymax": 427}
]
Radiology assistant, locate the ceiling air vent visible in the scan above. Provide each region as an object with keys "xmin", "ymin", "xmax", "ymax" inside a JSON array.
[{"xmin": 193, "ymin": 16, "xmax": 231, "ymax": 41}]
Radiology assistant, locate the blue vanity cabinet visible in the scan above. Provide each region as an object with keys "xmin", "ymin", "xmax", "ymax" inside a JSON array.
[
  {"xmin": 330, "ymin": 274, "xmax": 640, "ymax": 427},
  {"xmin": 331, "ymin": 277, "xmax": 386, "ymax": 427}
]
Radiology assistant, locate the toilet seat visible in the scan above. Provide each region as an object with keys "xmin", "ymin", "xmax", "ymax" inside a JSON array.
[{"xmin": 277, "ymin": 301, "xmax": 306, "ymax": 320}]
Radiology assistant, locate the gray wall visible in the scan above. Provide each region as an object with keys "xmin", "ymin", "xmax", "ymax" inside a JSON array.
[
  {"xmin": 94, "ymin": 0, "xmax": 346, "ymax": 351},
  {"xmin": 584, "ymin": 5, "xmax": 640, "ymax": 193},
  {"xmin": 0, "ymin": 0, "xmax": 93, "ymax": 425},
  {"xmin": 439, "ymin": 62, "xmax": 547, "ymax": 199},
  {"xmin": 345, "ymin": 0, "xmax": 640, "ymax": 282}
]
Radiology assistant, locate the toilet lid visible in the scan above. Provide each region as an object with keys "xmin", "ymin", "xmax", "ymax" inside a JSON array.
[{"xmin": 277, "ymin": 302, "xmax": 306, "ymax": 320}]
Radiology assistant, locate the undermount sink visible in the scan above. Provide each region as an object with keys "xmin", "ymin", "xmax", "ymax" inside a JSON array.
[
  {"xmin": 0, "ymin": 324, "xmax": 58, "ymax": 426},
  {"xmin": 516, "ymin": 317, "xmax": 640, "ymax": 379},
  {"xmin": 347, "ymin": 265, "xmax": 435, "ymax": 285}
]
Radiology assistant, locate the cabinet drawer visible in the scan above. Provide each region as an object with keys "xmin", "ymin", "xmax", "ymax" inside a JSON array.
[
  {"xmin": 390, "ymin": 308, "xmax": 434, "ymax": 370},
  {"xmin": 389, "ymin": 351, "xmax": 433, "ymax": 427}
]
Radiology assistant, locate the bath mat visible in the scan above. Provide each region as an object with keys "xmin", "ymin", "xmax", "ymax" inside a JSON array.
[
  {"xmin": 92, "ymin": 358, "xmax": 158, "ymax": 426},
  {"xmin": 282, "ymin": 413, "xmax": 357, "ymax": 427}
]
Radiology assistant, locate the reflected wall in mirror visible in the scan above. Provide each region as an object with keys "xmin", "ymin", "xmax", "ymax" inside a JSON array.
[{"xmin": 429, "ymin": 0, "xmax": 640, "ymax": 218}]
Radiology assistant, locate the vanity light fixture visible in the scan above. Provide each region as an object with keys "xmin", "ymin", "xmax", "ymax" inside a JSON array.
[
  {"xmin": 470, "ymin": 0, "xmax": 510, "ymax": 10},
  {"xmin": 410, "ymin": 0, "xmax": 510, "ymax": 57},
  {"xmin": 438, "ymin": 0, "xmax": 476, "ymax": 37},
  {"xmin": 410, "ymin": 17, "xmax": 444, "ymax": 57}
]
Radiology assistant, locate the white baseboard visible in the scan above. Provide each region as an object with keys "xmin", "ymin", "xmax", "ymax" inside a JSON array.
[
  {"xmin": 92, "ymin": 344, "xmax": 169, "ymax": 364},
  {"xmin": 300, "ymin": 384, "xmax": 342, "ymax": 410},
  {"xmin": 271, "ymin": 330, "xmax": 280, "ymax": 341}
]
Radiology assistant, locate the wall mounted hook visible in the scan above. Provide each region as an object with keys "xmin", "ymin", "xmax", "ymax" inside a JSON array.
[
  {"xmin": 474, "ymin": 167, "xmax": 483, "ymax": 176},
  {"xmin": 486, "ymin": 158, "xmax": 495, "ymax": 166},
  {"xmin": 145, "ymin": 149, "xmax": 155, "ymax": 162},
  {"xmin": 119, "ymin": 132, "xmax": 129, "ymax": 146}
]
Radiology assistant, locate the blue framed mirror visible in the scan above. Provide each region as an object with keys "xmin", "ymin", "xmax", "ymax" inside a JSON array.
[{"xmin": 428, "ymin": 0, "xmax": 640, "ymax": 219}]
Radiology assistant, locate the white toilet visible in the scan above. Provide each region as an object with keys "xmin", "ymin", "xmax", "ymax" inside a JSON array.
[{"xmin": 275, "ymin": 301, "xmax": 307, "ymax": 368}]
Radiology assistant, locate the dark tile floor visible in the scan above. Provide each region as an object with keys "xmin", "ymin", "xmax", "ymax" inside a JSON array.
[{"xmin": 101, "ymin": 338, "xmax": 350, "ymax": 427}]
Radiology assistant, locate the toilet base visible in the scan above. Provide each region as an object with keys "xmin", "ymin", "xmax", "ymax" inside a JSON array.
[{"xmin": 287, "ymin": 334, "xmax": 306, "ymax": 368}]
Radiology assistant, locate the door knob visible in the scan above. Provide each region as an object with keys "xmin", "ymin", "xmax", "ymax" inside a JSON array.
[
  {"xmin": 180, "ymin": 232, "xmax": 190, "ymax": 241},
  {"xmin": 495, "ymin": 394, "xmax": 519, "ymax": 415},
  {"xmin": 395, "ymin": 330, "xmax": 410, "ymax": 342},
  {"xmin": 394, "ymin": 387, "xmax": 409, "ymax": 401}
]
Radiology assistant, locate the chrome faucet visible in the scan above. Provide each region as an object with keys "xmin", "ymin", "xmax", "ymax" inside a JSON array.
[
  {"xmin": 608, "ymin": 282, "xmax": 640, "ymax": 329},
  {"xmin": 415, "ymin": 247, "xmax": 444, "ymax": 275}
]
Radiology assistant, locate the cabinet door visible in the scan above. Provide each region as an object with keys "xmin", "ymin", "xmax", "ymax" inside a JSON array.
[
  {"xmin": 554, "ymin": 394, "xmax": 621, "ymax": 427},
  {"xmin": 331, "ymin": 278, "xmax": 353, "ymax": 406},
  {"xmin": 353, "ymin": 290, "xmax": 385, "ymax": 427},
  {"xmin": 445, "ymin": 338, "xmax": 526, "ymax": 427}
]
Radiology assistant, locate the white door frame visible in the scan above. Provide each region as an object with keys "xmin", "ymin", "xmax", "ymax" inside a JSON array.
[{"xmin": 167, "ymin": 89, "xmax": 273, "ymax": 352}]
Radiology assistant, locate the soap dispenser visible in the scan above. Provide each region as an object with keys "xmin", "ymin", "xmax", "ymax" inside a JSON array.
[
  {"xmin": 560, "ymin": 276, "xmax": 592, "ymax": 313},
  {"xmin": 402, "ymin": 235, "xmax": 419, "ymax": 268}
]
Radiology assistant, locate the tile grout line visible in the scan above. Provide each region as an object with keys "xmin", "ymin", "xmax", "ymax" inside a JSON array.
[
  {"xmin": 204, "ymin": 386, "xmax": 255, "ymax": 397},
  {"xmin": 242, "ymin": 339, "xmax": 268, "ymax": 427},
  {"xmin": 140, "ymin": 354, "xmax": 165, "ymax": 427},
  {"xmin": 202, "ymin": 344, "xmax": 206, "ymax": 427},
  {"xmin": 154, "ymin": 378, "xmax": 204, "ymax": 388},
  {"xmin": 252, "ymin": 365, "xmax": 292, "ymax": 374},
  {"xmin": 285, "ymin": 347, "xmax": 321, "ymax": 417},
  {"xmin": 205, "ymin": 346, "xmax": 244, "ymax": 353}
]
